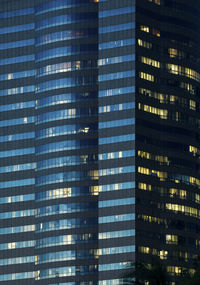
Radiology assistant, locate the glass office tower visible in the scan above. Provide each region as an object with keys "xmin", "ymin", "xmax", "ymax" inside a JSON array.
[
  {"xmin": 0, "ymin": 0, "xmax": 200, "ymax": 284},
  {"xmin": 0, "ymin": 0, "xmax": 135, "ymax": 284}
]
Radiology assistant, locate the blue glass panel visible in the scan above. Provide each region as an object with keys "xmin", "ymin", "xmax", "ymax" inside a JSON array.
[
  {"xmin": 99, "ymin": 213, "xmax": 135, "ymax": 224},
  {"xmin": 0, "ymin": 70, "xmax": 35, "ymax": 81},
  {"xmin": 0, "ymin": 116, "xmax": 34, "ymax": 127},
  {"xmin": 99, "ymin": 86, "xmax": 135, "ymax": 97},
  {"xmin": 0, "ymin": 8, "xmax": 34, "ymax": 18},
  {"xmin": 98, "ymin": 54, "xmax": 135, "ymax": 66},
  {"xmin": 0, "ymin": 54, "xmax": 34, "ymax": 66},
  {"xmin": 36, "ymin": 13, "xmax": 97, "ymax": 31},
  {"xmin": 0, "ymin": 132, "xmax": 34, "ymax": 143},
  {"xmin": 36, "ymin": 44, "xmax": 97, "ymax": 62},
  {"xmin": 0, "ymin": 178, "xmax": 35, "ymax": 189},
  {"xmin": 0, "ymin": 101, "xmax": 35, "ymax": 112},
  {"xmin": 99, "ymin": 38, "xmax": 135, "ymax": 50},
  {"xmin": 0, "ymin": 85, "xmax": 34, "ymax": 96},
  {"xmin": 99, "ymin": 22, "xmax": 135, "ymax": 34},
  {"xmin": 0, "ymin": 194, "xmax": 34, "ymax": 204},
  {"xmin": 36, "ymin": 0, "xmax": 96, "ymax": 15},
  {"xmin": 0, "ymin": 39, "xmax": 34, "ymax": 50},
  {"xmin": 99, "ymin": 70, "xmax": 135, "ymax": 81},
  {"xmin": 99, "ymin": 118, "xmax": 135, "ymax": 129},
  {"xmin": 0, "ymin": 148, "xmax": 34, "ymax": 158},
  {"xmin": 99, "ymin": 6, "xmax": 135, "ymax": 18},
  {"xmin": 36, "ymin": 29, "xmax": 97, "ymax": 46},
  {"xmin": 99, "ymin": 134, "xmax": 135, "ymax": 145},
  {"xmin": 0, "ymin": 23, "xmax": 34, "ymax": 34}
]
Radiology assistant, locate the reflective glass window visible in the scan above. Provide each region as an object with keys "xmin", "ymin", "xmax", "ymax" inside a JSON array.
[
  {"xmin": 36, "ymin": 29, "xmax": 97, "ymax": 46},
  {"xmin": 0, "ymin": 23, "xmax": 34, "ymax": 34},
  {"xmin": 36, "ymin": 44, "xmax": 97, "ymax": 62},
  {"xmin": 36, "ymin": 13, "xmax": 96, "ymax": 31},
  {"xmin": 0, "ymin": 194, "xmax": 34, "ymax": 204},
  {"xmin": 36, "ymin": 92, "xmax": 97, "ymax": 108},
  {"xmin": 0, "ymin": 240, "xmax": 35, "ymax": 251},
  {"xmin": 99, "ymin": 6, "xmax": 135, "ymax": 18},
  {"xmin": 0, "ymin": 54, "xmax": 34, "ymax": 66},
  {"xmin": 99, "ymin": 262, "xmax": 132, "ymax": 271},
  {"xmin": 0, "ymin": 178, "xmax": 35, "ymax": 189},
  {"xmin": 0, "ymin": 85, "xmax": 34, "ymax": 96},
  {"xmin": 99, "ymin": 38, "xmax": 135, "ymax": 50},
  {"xmin": 99, "ymin": 229, "xmax": 135, "ymax": 239},
  {"xmin": 98, "ymin": 54, "xmax": 135, "ymax": 66},
  {"xmin": 0, "ymin": 224, "xmax": 35, "ymax": 235},
  {"xmin": 99, "ymin": 134, "xmax": 135, "ymax": 145},
  {"xmin": 99, "ymin": 86, "xmax": 135, "ymax": 97},
  {"xmin": 0, "ymin": 8, "xmax": 34, "ymax": 18},
  {"xmin": 99, "ymin": 22, "xmax": 135, "ymax": 34},
  {"xmin": 0, "ymin": 101, "xmax": 34, "ymax": 111},
  {"xmin": 99, "ymin": 70, "xmax": 135, "ymax": 82},
  {"xmin": 0, "ymin": 147, "xmax": 34, "ymax": 158},
  {"xmin": 99, "ymin": 213, "xmax": 135, "ymax": 224},
  {"xmin": 99, "ymin": 118, "xmax": 135, "ymax": 129},
  {"xmin": 36, "ymin": 0, "xmax": 96, "ymax": 15},
  {"xmin": 0, "ymin": 70, "xmax": 35, "ymax": 81},
  {"xmin": 99, "ymin": 181, "xmax": 135, "ymax": 192},
  {"xmin": 0, "ymin": 116, "xmax": 34, "ymax": 127},
  {"xmin": 36, "ymin": 123, "xmax": 96, "ymax": 140},
  {"xmin": 0, "ymin": 39, "xmax": 34, "ymax": 50},
  {"xmin": 36, "ymin": 139, "xmax": 97, "ymax": 155},
  {"xmin": 0, "ymin": 132, "xmax": 34, "ymax": 143}
]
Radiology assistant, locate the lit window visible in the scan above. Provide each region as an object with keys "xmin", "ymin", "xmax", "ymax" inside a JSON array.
[
  {"xmin": 138, "ymin": 39, "xmax": 152, "ymax": 49},
  {"xmin": 140, "ymin": 25, "xmax": 149, "ymax": 33},
  {"xmin": 166, "ymin": 234, "xmax": 178, "ymax": 245},
  {"xmin": 141, "ymin": 56, "xmax": 160, "ymax": 68},
  {"xmin": 140, "ymin": 72, "xmax": 154, "ymax": 82},
  {"xmin": 152, "ymin": 28, "xmax": 160, "ymax": 37}
]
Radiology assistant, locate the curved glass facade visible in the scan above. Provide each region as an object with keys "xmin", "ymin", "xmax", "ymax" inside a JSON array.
[
  {"xmin": 0, "ymin": 0, "xmax": 135, "ymax": 282},
  {"xmin": 34, "ymin": 0, "xmax": 99, "ymax": 283},
  {"xmin": 98, "ymin": 1, "xmax": 136, "ymax": 284}
]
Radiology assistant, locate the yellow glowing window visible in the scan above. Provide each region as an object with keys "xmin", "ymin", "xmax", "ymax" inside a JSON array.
[
  {"xmin": 160, "ymin": 250, "xmax": 168, "ymax": 260},
  {"xmin": 141, "ymin": 56, "xmax": 160, "ymax": 68},
  {"xmin": 179, "ymin": 190, "xmax": 187, "ymax": 199},
  {"xmin": 140, "ymin": 72, "xmax": 154, "ymax": 82},
  {"xmin": 152, "ymin": 28, "xmax": 160, "ymax": 37},
  {"xmin": 138, "ymin": 39, "xmax": 152, "ymax": 49},
  {"xmin": 138, "ymin": 150, "xmax": 150, "ymax": 159},
  {"xmin": 138, "ymin": 182, "xmax": 152, "ymax": 191},
  {"xmin": 89, "ymin": 170, "xmax": 99, "ymax": 180},
  {"xmin": 90, "ymin": 186, "xmax": 99, "ymax": 196},
  {"xmin": 148, "ymin": 0, "xmax": 161, "ymax": 4},
  {"xmin": 139, "ymin": 246, "xmax": 150, "ymax": 254},
  {"xmin": 166, "ymin": 203, "xmax": 200, "ymax": 218},
  {"xmin": 189, "ymin": 100, "xmax": 196, "ymax": 110},
  {"xmin": 138, "ymin": 166, "xmax": 150, "ymax": 175},
  {"xmin": 140, "ymin": 25, "xmax": 150, "ymax": 33},
  {"xmin": 167, "ymin": 64, "xmax": 200, "ymax": 83},
  {"xmin": 195, "ymin": 194, "xmax": 200, "ymax": 204},
  {"xmin": 138, "ymin": 103, "xmax": 168, "ymax": 119},
  {"xmin": 166, "ymin": 234, "xmax": 178, "ymax": 245},
  {"xmin": 168, "ymin": 48, "xmax": 179, "ymax": 58}
]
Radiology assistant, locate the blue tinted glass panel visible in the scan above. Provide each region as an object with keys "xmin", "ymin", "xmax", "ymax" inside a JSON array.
[
  {"xmin": 99, "ymin": 6, "xmax": 135, "ymax": 18},
  {"xmin": 99, "ymin": 22, "xmax": 135, "ymax": 34},
  {"xmin": 99, "ymin": 38, "xmax": 135, "ymax": 50},
  {"xmin": 0, "ymin": 8, "xmax": 34, "ymax": 18},
  {"xmin": 0, "ymin": 23, "xmax": 34, "ymax": 34},
  {"xmin": 0, "ymin": 39, "xmax": 34, "ymax": 50}
]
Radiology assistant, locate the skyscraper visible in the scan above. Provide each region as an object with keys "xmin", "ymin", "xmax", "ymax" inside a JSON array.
[{"xmin": 0, "ymin": 0, "xmax": 199, "ymax": 284}]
